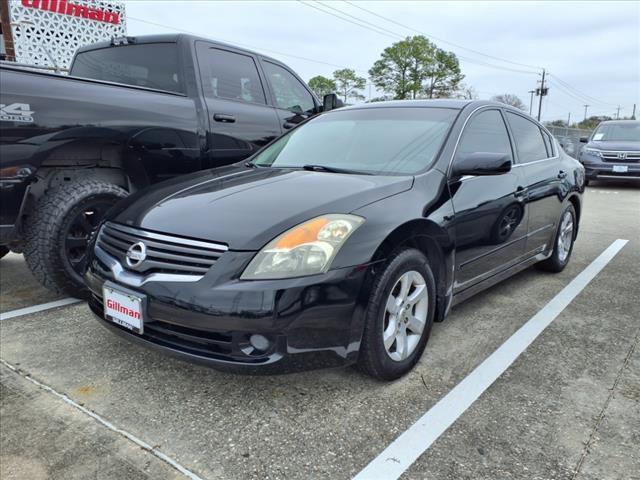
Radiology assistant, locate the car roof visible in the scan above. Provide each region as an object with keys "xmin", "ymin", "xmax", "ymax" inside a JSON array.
[
  {"xmin": 74, "ymin": 34, "xmax": 283, "ymax": 64},
  {"xmin": 336, "ymin": 99, "xmax": 530, "ymax": 113},
  {"xmin": 597, "ymin": 119, "xmax": 640, "ymax": 126}
]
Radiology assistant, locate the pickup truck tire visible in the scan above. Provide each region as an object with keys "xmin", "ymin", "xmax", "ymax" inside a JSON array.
[
  {"xmin": 23, "ymin": 180, "xmax": 127, "ymax": 298},
  {"xmin": 0, "ymin": 246, "xmax": 9, "ymax": 259}
]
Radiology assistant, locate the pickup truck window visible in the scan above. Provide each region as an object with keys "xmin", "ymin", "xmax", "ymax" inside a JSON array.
[
  {"xmin": 70, "ymin": 43, "xmax": 184, "ymax": 94},
  {"xmin": 262, "ymin": 61, "xmax": 315, "ymax": 114},
  {"xmin": 196, "ymin": 45, "xmax": 266, "ymax": 105}
]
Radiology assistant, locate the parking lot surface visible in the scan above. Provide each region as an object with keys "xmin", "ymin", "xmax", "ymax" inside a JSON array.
[{"xmin": 1, "ymin": 180, "xmax": 639, "ymax": 480}]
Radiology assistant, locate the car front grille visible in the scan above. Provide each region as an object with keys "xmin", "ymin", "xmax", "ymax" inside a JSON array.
[
  {"xmin": 96, "ymin": 222, "xmax": 227, "ymax": 276},
  {"xmin": 601, "ymin": 151, "xmax": 640, "ymax": 163}
]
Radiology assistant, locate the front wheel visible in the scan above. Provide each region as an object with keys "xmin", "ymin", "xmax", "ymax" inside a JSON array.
[
  {"xmin": 537, "ymin": 204, "xmax": 576, "ymax": 273},
  {"xmin": 357, "ymin": 248, "xmax": 436, "ymax": 381},
  {"xmin": 23, "ymin": 180, "xmax": 127, "ymax": 298}
]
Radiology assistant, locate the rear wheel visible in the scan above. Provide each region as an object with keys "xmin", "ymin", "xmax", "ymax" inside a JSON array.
[
  {"xmin": 23, "ymin": 180, "xmax": 127, "ymax": 298},
  {"xmin": 537, "ymin": 204, "xmax": 576, "ymax": 273},
  {"xmin": 357, "ymin": 248, "xmax": 436, "ymax": 381}
]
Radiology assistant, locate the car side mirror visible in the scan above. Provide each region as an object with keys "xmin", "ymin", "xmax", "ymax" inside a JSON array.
[
  {"xmin": 322, "ymin": 93, "xmax": 343, "ymax": 112},
  {"xmin": 452, "ymin": 152, "xmax": 512, "ymax": 177},
  {"xmin": 579, "ymin": 136, "xmax": 589, "ymax": 143}
]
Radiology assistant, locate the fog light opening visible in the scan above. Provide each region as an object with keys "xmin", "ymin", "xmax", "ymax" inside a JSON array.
[{"xmin": 249, "ymin": 334, "xmax": 270, "ymax": 352}]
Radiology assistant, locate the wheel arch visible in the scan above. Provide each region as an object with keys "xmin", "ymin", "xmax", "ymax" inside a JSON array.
[{"xmin": 368, "ymin": 219, "xmax": 453, "ymax": 323}]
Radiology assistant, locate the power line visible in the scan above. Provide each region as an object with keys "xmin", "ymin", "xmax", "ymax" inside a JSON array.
[
  {"xmin": 299, "ymin": 1, "xmax": 539, "ymax": 75},
  {"xmin": 342, "ymin": 0, "xmax": 543, "ymax": 71},
  {"xmin": 549, "ymin": 74, "xmax": 618, "ymax": 107},
  {"xmin": 127, "ymin": 15, "xmax": 370, "ymax": 75}
]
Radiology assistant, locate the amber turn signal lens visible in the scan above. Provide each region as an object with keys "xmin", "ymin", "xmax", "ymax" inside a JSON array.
[{"xmin": 275, "ymin": 217, "xmax": 328, "ymax": 249}]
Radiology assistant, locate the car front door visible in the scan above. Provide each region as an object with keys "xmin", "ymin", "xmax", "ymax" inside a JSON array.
[
  {"xmin": 260, "ymin": 60, "xmax": 318, "ymax": 131},
  {"xmin": 449, "ymin": 108, "xmax": 529, "ymax": 292},
  {"xmin": 195, "ymin": 42, "xmax": 282, "ymax": 168},
  {"xmin": 505, "ymin": 111, "xmax": 564, "ymax": 257}
]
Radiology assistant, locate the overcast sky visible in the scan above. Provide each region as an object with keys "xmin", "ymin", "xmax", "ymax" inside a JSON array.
[{"xmin": 124, "ymin": 0, "xmax": 639, "ymax": 122}]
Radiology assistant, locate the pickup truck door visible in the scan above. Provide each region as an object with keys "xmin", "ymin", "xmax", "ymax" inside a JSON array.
[
  {"xmin": 260, "ymin": 60, "xmax": 319, "ymax": 131},
  {"xmin": 195, "ymin": 43, "xmax": 282, "ymax": 167}
]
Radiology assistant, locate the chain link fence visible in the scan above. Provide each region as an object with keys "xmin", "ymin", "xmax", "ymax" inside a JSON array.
[{"xmin": 547, "ymin": 126, "xmax": 593, "ymax": 159}]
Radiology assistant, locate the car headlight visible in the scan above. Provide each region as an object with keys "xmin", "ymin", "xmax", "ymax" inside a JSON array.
[
  {"xmin": 241, "ymin": 214, "xmax": 365, "ymax": 280},
  {"xmin": 584, "ymin": 147, "xmax": 602, "ymax": 157}
]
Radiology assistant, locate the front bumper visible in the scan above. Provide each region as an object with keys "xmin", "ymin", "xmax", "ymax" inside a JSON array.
[
  {"xmin": 85, "ymin": 248, "xmax": 372, "ymax": 374},
  {"xmin": 580, "ymin": 155, "xmax": 640, "ymax": 180}
]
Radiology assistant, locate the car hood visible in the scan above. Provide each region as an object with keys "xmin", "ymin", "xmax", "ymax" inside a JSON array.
[
  {"xmin": 588, "ymin": 140, "xmax": 640, "ymax": 151},
  {"xmin": 109, "ymin": 165, "xmax": 413, "ymax": 251}
]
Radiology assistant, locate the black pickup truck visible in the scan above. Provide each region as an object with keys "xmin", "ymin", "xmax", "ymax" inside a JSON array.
[{"xmin": 0, "ymin": 34, "xmax": 337, "ymax": 297}]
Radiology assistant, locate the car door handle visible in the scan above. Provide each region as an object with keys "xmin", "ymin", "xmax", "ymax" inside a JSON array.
[
  {"xmin": 514, "ymin": 186, "xmax": 527, "ymax": 198},
  {"xmin": 213, "ymin": 113, "xmax": 236, "ymax": 123},
  {"xmin": 283, "ymin": 122, "xmax": 296, "ymax": 129},
  {"xmin": 557, "ymin": 170, "xmax": 567, "ymax": 179}
]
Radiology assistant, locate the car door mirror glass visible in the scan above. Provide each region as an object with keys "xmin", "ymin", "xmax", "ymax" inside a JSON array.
[
  {"xmin": 579, "ymin": 136, "xmax": 589, "ymax": 143},
  {"xmin": 452, "ymin": 152, "xmax": 512, "ymax": 177}
]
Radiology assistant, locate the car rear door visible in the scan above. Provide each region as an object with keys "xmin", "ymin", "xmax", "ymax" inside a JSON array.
[
  {"xmin": 504, "ymin": 111, "xmax": 563, "ymax": 257},
  {"xmin": 449, "ymin": 108, "xmax": 529, "ymax": 292},
  {"xmin": 259, "ymin": 60, "xmax": 319, "ymax": 131},
  {"xmin": 195, "ymin": 42, "xmax": 282, "ymax": 167}
]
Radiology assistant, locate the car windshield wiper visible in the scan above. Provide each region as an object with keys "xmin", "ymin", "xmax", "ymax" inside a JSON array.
[{"xmin": 301, "ymin": 164, "xmax": 372, "ymax": 175}]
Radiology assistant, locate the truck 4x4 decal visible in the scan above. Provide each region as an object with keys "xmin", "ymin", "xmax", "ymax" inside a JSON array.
[{"xmin": 0, "ymin": 103, "xmax": 35, "ymax": 123}]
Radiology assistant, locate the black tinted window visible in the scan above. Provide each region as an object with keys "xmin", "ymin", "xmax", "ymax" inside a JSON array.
[
  {"xmin": 197, "ymin": 45, "xmax": 266, "ymax": 104},
  {"xmin": 506, "ymin": 112, "xmax": 549, "ymax": 162},
  {"xmin": 71, "ymin": 43, "xmax": 184, "ymax": 93},
  {"xmin": 455, "ymin": 110, "xmax": 512, "ymax": 162},
  {"xmin": 542, "ymin": 130, "xmax": 554, "ymax": 156},
  {"xmin": 262, "ymin": 62, "xmax": 315, "ymax": 113}
]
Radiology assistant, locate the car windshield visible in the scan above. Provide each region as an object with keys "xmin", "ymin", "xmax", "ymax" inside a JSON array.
[
  {"xmin": 251, "ymin": 107, "xmax": 459, "ymax": 175},
  {"xmin": 592, "ymin": 123, "xmax": 640, "ymax": 142},
  {"xmin": 70, "ymin": 43, "xmax": 184, "ymax": 94}
]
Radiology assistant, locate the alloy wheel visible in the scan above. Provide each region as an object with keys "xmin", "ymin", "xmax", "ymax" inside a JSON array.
[
  {"xmin": 382, "ymin": 270, "xmax": 429, "ymax": 362},
  {"xmin": 557, "ymin": 210, "xmax": 574, "ymax": 263}
]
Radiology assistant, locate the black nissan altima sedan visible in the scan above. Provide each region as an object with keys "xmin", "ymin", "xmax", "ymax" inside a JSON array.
[{"xmin": 85, "ymin": 100, "xmax": 585, "ymax": 380}]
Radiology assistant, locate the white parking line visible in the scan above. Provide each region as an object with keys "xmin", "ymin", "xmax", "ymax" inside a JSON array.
[
  {"xmin": 1, "ymin": 359, "xmax": 204, "ymax": 480},
  {"xmin": 0, "ymin": 297, "xmax": 82, "ymax": 321},
  {"xmin": 353, "ymin": 239, "xmax": 628, "ymax": 480}
]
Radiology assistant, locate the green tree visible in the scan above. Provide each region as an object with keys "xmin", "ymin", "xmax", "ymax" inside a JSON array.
[
  {"xmin": 422, "ymin": 48, "xmax": 464, "ymax": 98},
  {"xmin": 369, "ymin": 36, "xmax": 463, "ymax": 100},
  {"xmin": 332, "ymin": 68, "xmax": 366, "ymax": 103},
  {"xmin": 308, "ymin": 75, "xmax": 336, "ymax": 99},
  {"xmin": 490, "ymin": 94, "xmax": 526, "ymax": 110},
  {"xmin": 578, "ymin": 115, "xmax": 612, "ymax": 130}
]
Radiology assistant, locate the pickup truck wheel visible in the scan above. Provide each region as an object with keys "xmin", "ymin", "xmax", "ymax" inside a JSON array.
[
  {"xmin": 23, "ymin": 180, "xmax": 127, "ymax": 298},
  {"xmin": 0, "ymin": 246, "xmax": 9, "ymax": 259}
]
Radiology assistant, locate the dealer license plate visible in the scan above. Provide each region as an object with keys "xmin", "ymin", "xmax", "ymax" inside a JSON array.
[
  {"xmin": 612, "ymin": 165, "xmax": 628, "ymax": 173},
  {"xmin": 103, "ymin": 283, "xmax": 144, "ymax": 334}
]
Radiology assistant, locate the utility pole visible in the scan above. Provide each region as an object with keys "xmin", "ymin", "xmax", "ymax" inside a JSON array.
[
  {"xmin": 528, "ymin": 90, "xmax": 535, "ymax": 116},
  {"xmin": 633, "ymin": 103, "xmax": 637, "ymax": 120},
  {"xmin": 616, "ymin": 106, "xmax": 620, "ymax": 119},
  {"xmin": 583, "ymin": 104, "xmax": 589, "ymax": 121},
  {"xmin": 567, "ymin": 112, "xmax": 571, "ymax": 127},
  {"xmin": 537, "ymin": 69, "xmax": 546, "ymax": 121}
]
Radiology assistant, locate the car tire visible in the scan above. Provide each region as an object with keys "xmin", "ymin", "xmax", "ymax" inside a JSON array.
[
  {"xmin": 357, "ymin": 248, "xmax": 436, "ymax": 381},
  {"xmin": 537, "ymin": 204, "xmax": 576, "ymax": 273},
  {"xmin": 23, "ymin": 180, "xmax": 127, "ymax": 298},
  {"xmin": 0, "ymin": 246, "xmax": 9, "ymax": 259}
]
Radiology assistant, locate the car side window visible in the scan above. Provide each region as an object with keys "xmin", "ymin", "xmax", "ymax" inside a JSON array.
[
  {"xmin": 454, "ymin": 109, "xmax": 513, "ymax": 165},
  {"xmin": 196, "ymin": 44, "xmax": 266, "ymax": 105},
  {"xmin": 541, "ymin": 129, "xmax": 555, "ymax": 157},
  {"xmin": 506, "ymin": 112, "xmax": 549, "ymax": 163},
  {"xmin": 262, "ymin": 61, "xmax": 315, "ymax": 113}
]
